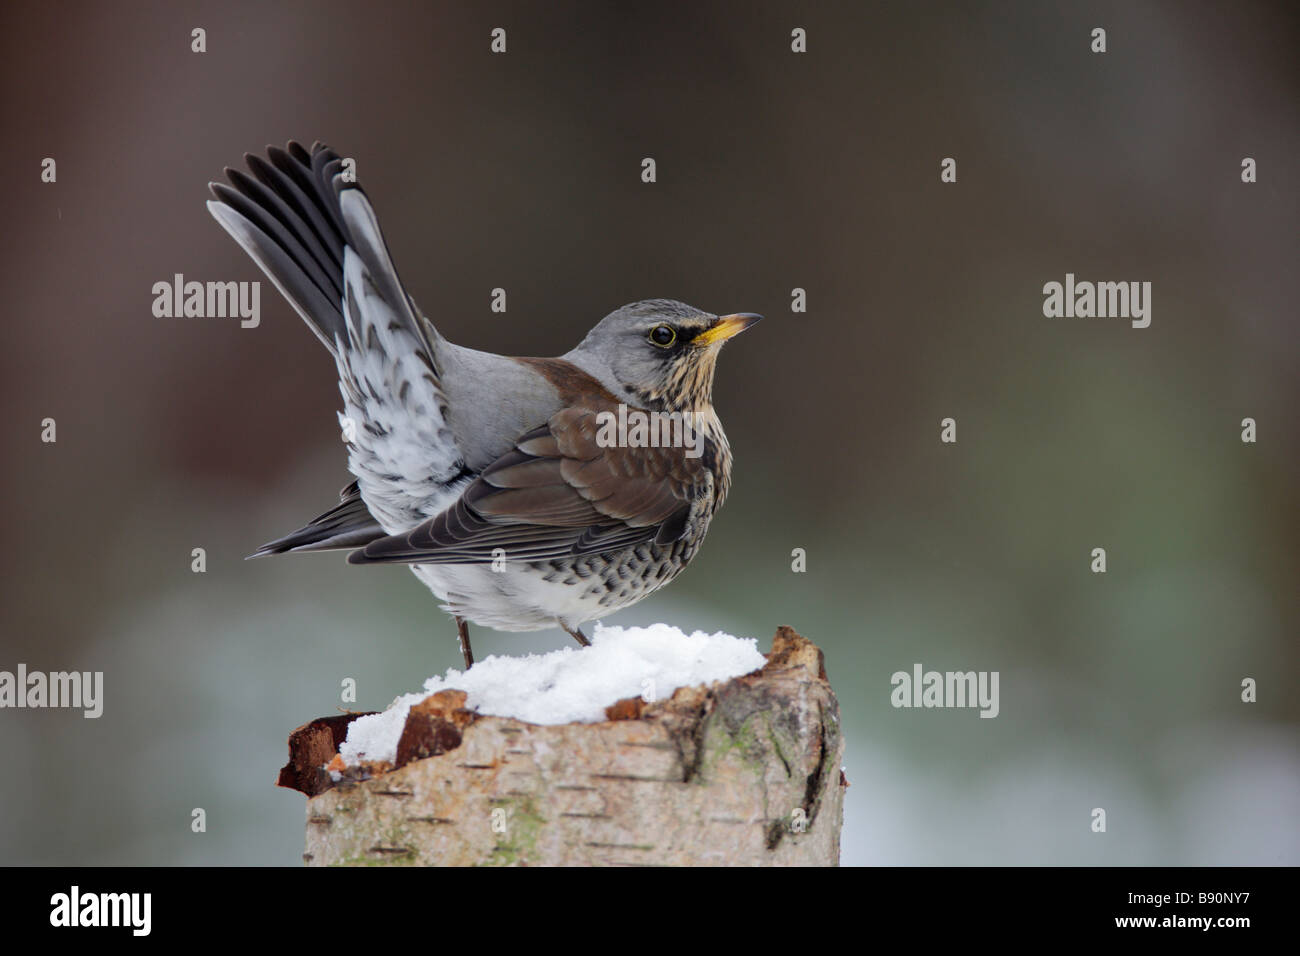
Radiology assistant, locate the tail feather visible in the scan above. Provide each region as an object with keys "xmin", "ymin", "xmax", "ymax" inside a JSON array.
[
  {"xmin": 249, "ymin": 149, "xmax": 345, "ymax": 272},
  {"xmin": 222, "ymin": 165, "xmax": 340, "ymax": 300},
  {"xmin": 208, "ymin": 140, "xmax": 468, "ymax": 539},
  {"xmin": 206, "ymin": 141, "xmax": 356, "ymax": 353}
]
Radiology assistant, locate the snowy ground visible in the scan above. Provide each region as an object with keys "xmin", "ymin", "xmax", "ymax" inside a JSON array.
[{"xmin": 339, "ymin": 623, "xmax": 767, "ymax": 766}]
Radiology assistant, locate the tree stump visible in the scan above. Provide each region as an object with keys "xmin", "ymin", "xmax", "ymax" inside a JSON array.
[{"xmin": 282, "ymin": 626, "xmax": 846, "ymax": 866}]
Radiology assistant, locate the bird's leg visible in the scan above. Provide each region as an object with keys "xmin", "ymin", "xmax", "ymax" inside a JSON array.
[
  {"xmin": 455, "ymin": 616, "xmax": 475, "ymax": 669},
  {"xmin": 561, "ymin": 622, "xmax": 591, "ymax": 648}
]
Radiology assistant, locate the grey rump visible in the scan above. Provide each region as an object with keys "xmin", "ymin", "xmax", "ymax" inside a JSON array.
[{"xmin": 206, "ymin": 141, "xmax": 759, "ymax": 666}]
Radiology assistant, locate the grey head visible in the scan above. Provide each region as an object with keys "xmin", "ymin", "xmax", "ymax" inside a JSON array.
[{"xmin": 566, "ymin": 298, "xmax": 762, "ymax": 412}]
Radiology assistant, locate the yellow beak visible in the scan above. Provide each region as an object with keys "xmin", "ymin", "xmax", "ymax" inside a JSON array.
[{"xmin": 694, "ymin": 312, "xmax": 763, "ymax": 346}]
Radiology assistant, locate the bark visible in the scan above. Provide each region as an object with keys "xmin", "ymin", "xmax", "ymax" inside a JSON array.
[{"xmin": 288, "ymin": 626, "xmax": 846, "ymax": 866}]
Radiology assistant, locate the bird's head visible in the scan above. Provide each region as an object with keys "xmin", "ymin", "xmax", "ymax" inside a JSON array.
[{"xmin": 570, "ymin": 299, "xmax": 762, "ymax": 412}]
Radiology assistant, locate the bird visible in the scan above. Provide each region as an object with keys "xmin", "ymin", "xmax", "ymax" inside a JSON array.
[{"xmin": 206, "ymin": 141, "xmax": 760, "ymax": 668}]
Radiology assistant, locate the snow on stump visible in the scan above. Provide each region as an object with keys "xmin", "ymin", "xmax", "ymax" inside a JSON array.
[{"xmin": 281, "ymin": 625, "xmax": 846, "ymax": 866}]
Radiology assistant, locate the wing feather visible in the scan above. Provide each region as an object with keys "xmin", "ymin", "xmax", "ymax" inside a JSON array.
[{"xmin": 348, "ymin": 407, "xmax": 713, "ymax": 565}]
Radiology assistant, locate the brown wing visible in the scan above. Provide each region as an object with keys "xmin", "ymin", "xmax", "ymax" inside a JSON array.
[
  {"xmin": 347, "ymin": 407, "xmax": 715, "ymax": 565},
  {"xmin": 250, "ymin": 480, "xmax": 385, "ymax": 558}
]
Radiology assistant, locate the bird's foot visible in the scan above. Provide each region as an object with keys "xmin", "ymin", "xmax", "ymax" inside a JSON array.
[
  {"xmin": 561, "ymin": 622, "xmax": 591, "ymax": 648},
  {"xmin": 455, "ymin": 616, "xmax": 474, "ymax": 669}
]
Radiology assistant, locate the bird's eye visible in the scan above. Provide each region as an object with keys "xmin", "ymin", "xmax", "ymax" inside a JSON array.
[{"xmin": 648, "ymin": 324, "xmax": 676, "ymax": 347}]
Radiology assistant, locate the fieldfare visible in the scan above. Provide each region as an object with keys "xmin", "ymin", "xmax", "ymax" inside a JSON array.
[{"xmin": 207, "ymin": 142, "xmax": 760, "ymax": 667}]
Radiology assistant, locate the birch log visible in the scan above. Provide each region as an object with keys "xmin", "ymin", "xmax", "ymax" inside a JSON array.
[{"xmin": 283, "ymin": 626, "xmax": 846, "ymax": 866}]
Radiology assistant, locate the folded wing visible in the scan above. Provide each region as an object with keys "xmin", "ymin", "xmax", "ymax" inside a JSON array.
[{"xmin": 349, "ymin": 406, "xmax": 714, "ymax": 565}]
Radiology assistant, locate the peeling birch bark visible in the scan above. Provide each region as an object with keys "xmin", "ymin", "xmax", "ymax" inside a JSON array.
[{"xmin": 290, "ymin": 627, "xmax": 846, "ymax": 866}]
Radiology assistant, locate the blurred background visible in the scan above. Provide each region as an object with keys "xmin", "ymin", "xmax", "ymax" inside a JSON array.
[{"xmin": 2, "ymin": 0, "xmax": 1296, "ymax": 865}]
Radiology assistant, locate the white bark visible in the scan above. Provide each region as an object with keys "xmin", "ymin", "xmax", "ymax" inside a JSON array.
[{"xmin": 291, "ymin": 627, "xmax": 845, "ymax": 866}]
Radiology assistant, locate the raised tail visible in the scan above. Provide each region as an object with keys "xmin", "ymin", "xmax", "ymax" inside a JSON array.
[
  {"xmin": 208, "ymin": 141, "xmax": 470, "ymax": 538},
  {"xmin": 206, "ymin": 142, "xmax": 356, "ymax": 353}
]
